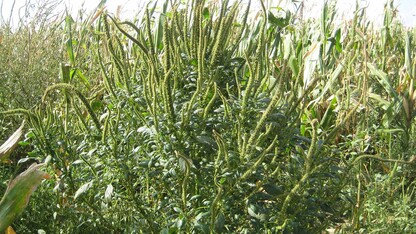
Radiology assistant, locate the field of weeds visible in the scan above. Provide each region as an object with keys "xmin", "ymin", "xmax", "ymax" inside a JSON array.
[{"xmin": 1, "ymin": 0, "xmax": 416, "ymax": 233}]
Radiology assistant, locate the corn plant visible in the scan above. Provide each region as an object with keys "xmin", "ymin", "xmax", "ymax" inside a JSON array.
[{"xmin": 0, "ymin": 122, "xmax": 50, "ymax": 232}]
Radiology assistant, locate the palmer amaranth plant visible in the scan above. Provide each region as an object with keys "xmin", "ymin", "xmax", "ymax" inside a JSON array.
[{"xmin": 0, "ymin": 0, "xmax": 416, "ymax": 233}]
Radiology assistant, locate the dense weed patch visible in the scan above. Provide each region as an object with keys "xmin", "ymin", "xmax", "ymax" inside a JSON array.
[{"xmin": 1, "ymin": 0, "xmax": 416, "ymax": 233}]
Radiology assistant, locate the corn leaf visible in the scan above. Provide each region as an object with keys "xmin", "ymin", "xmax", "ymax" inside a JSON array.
[
  {"xmin": 405, "ymin": 32, "xmax": 412, "ymax": 77},
  {"xmin": 0, "ymin": 122, "xmax": 24, "ymax": 162},
  {"xmin": 0, "ymin": 163, "xmax": 50, "ymax": 232},
  {"xmin": 5, "ymin": 226, "xmax": 16, "ymax": 234},
  {"xmin": 367, "ymin": 63, "xmax": 399, "ymax": 100}
]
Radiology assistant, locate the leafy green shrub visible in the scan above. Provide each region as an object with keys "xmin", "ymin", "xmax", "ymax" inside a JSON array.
[{"xmin": 19, "ymin": 1, "xmax": 352, "ymax": 232}]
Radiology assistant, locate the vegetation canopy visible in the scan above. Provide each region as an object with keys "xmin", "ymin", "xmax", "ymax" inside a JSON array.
[{"xmin": 0, "ymin": 0, "xmax": 416, "ymax": 233}]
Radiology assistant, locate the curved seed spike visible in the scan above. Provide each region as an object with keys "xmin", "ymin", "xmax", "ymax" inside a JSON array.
[
  {"xmin": 107, "ymin": 15, "xmax": 149, "ymax": 56},
  {"xmin": 42, "ymin": 83, "xmax": 102, "ymax": 132}
]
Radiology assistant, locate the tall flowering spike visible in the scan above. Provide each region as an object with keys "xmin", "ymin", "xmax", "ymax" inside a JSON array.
[{"xmin": 0, "ymin": 163, "xmax": 50, "ymax": 232}]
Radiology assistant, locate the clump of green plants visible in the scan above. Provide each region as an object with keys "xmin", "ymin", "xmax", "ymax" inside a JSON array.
[
  {"xmin": 1, "ymin": 0, "xmax": 416, "ymax": 233},
  {"xmin": 0, "ymin": 0, "xmax": 63, "ymax": 110},
  {"xmin": 0, "ymin": 121, "xmax": 50, "ymax": 232}
]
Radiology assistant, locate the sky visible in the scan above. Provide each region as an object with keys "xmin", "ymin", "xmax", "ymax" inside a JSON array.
[{"xmin": 0, "ymin": 0, "xmax": 415, "ymax": 28}]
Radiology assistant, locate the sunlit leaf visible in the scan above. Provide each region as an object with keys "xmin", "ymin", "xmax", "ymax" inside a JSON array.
[
  {"xmin": 104, "ymin": 184, "xmax": 114, "ymax": 202},
  {"xmin": 0, "ymin": 163, "xmax": 50, "ymax": 232},
  {"xmin": 0, "ymin": 122, "xmax": 24, "ymax": 162},
  {"xmin": 247, "ymin": 204, "xmax": 267, "ymax": 221},
  {"xmin": 74, "ymin": 181, "xmax": 93, "ymax": 200},
  {"xmin": 367, "ymin": 63, "xmax": 398, "ymax": 100}
]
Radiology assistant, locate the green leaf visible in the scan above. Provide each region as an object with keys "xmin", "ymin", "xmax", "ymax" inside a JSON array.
[
  {"xmin": 90, "ymin": 100, "xmax": 103, "ymax": 112},
  {"xmin": 196, "ymin": 136, "xmax": 216, "ymax": 148},
  {"xmin": 376, "ymin": 128, "xmax": 404, "ymax": 134},
  {"xmin": 316, "ymin": 63, "xmax": 343, "ymax": 105},
  {"xmin": 283, "ymin": 35, "xmax": 292, "ymax": 60},
  {"xmin": 247, "ymin": 204, "xmax": 267, "ymax": 221},
  {"xmin": 334, "ymin": 28, "xmax": 342, "ymax": 52},
  {"xmin": 263, "ymin": 184, "xmax": 284, "ymax": 196},
  {"xmin": 368, "ymin": 93, "xmax": 391, "ymax": 110},
  {"xmin": 214, "ymin": 212, "xmax": 225, "ymax": 232},
  {"xmin": 160, "ymin": 227, "xmax": 178, "ymax": 234},
  {"xmin": 195, "ymin": 211, "xmax": 210, "ymax": 222},
  {"xmin": 18, "ymin": 141, "xmax": 29, "ymax": 146},
  {"xmin": 194, "ymin": 223, "xmax": 210, "ymax": 234},
  {"xmin": 104, "ymin": 184, "xmax": 114, "ymax": 202},
  {"xmin": 0, "ymin": 163, "xmax": 50, "ymax": 232},
  {"xmin": 60, "ymin": 63, "xmax": 71, "ymax": 83},
  {"xmin": 76, "ymin": 69, "xmax": 90, "ymax": 89},
  {"xmin": 176, "ymin": 216, "xmax": 186, "ymax": 229},
  {"xmin": 367, "ymin": 63, "xmax": 398, "ymax": 100},
  {"xmin": 202, "ymin": 8, "xmax": 210, "ymax": 20},
  {"xmin": 65, "ymin": 15, "xmax": 75, "ymax": 66},
  {"xmin": 289, "ymin": 55, "xmax": 299, "ymax": 76},
  {"xmin": 405, "ymin": 32, "xmax": 412, "ymax": 76},
  {"xmin": 268, "ymin": 11, "xmax": 289, "ymax": 28},
  {"xmin": 173, "ymin": 207, "xmax": 182, "ymax": 213},
  {"xmin": 74, "ymin": 181, "xmax": 93, "ymax": 200}
]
